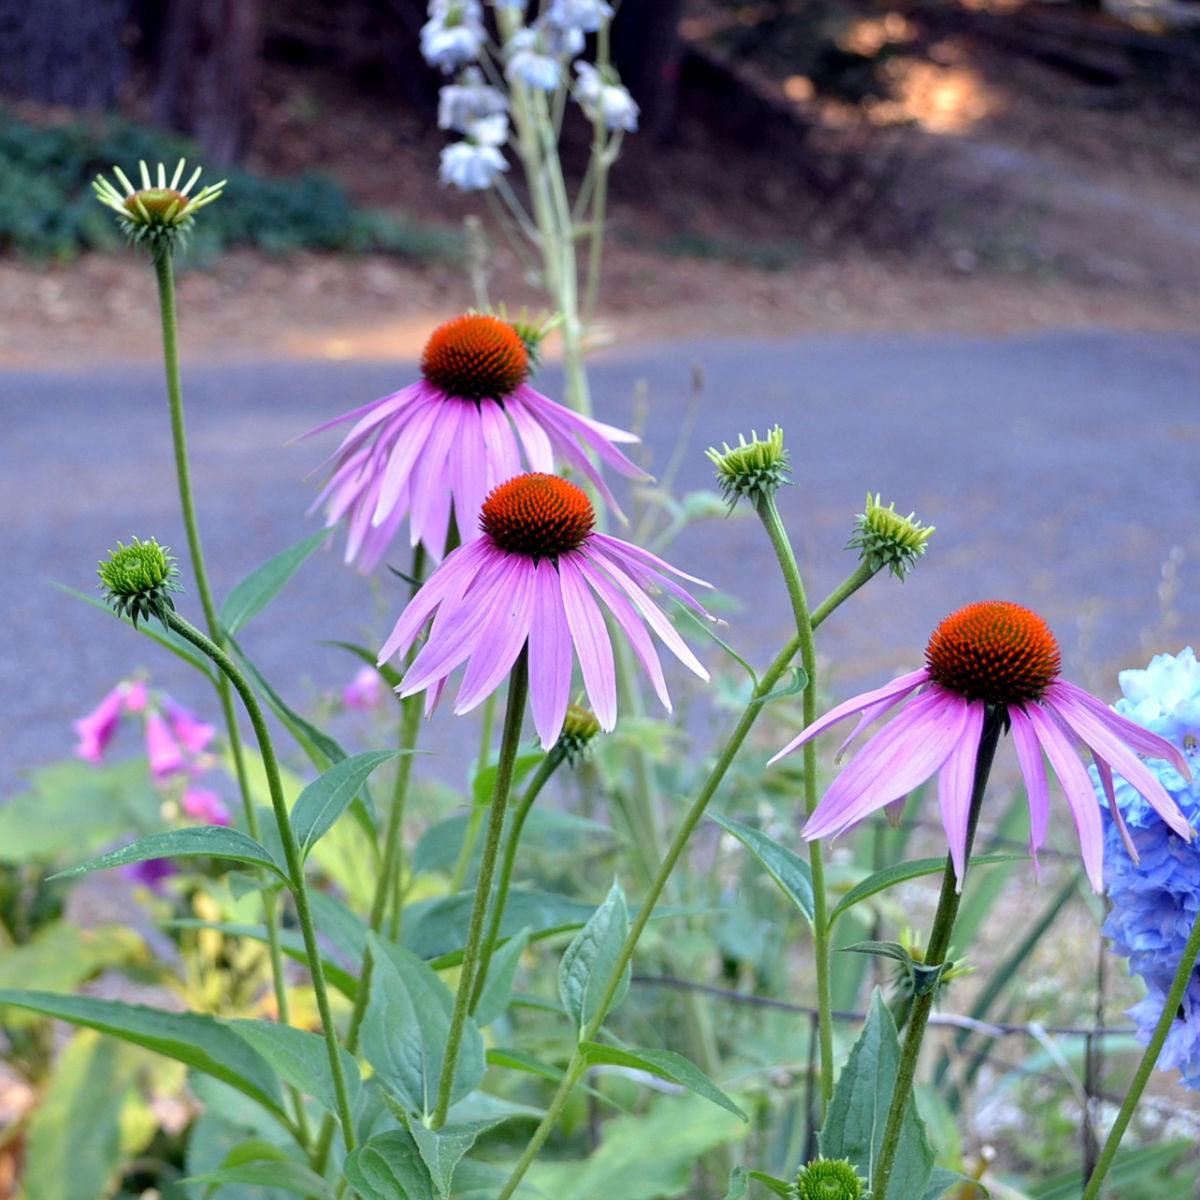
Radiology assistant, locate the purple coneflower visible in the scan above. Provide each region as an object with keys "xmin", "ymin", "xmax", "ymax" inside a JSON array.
[
  {"xmin": 303, "ymin": 314, "xmax": 644, "ymax": 571},
  {"xmin": 379, "ymin": 472, "xmax": 711, "ymax": 748},
  {"xmin": 770, "ymin": 601, "xmax": 1193, "ymax": 890}
]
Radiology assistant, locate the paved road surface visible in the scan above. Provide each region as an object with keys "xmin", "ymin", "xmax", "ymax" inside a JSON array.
[{"xmin": 4, "ymin": 330, "xmax": 1199, "ymax": 796}]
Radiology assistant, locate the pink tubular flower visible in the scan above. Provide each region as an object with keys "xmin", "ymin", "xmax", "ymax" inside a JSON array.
[
  {"xmin": 162, "ymin": 696, "xmax": 216, "ymax": 755},
  {"xmin": 343, "ymin": 665, "xmax": 384, "ymax": 711},
  {"xmin": 145, "ymin": 710, "xmax": 186, "ymax": 782},
  {"xmin": 379, "ymin": 472, "xmax": 711, "ymax": 749},
  {"xmin": 73, "ymin": 686, "xmax": 127, "ymax": 763},
  {"xmin": 770, "ymin": 601, "xmax": 1194, "ymax": 891},
  {"xmin": 183, "ymin": 785, "xmax": 232, "ymax": 826},
  {"xmin": 301, "ymin": 314, "xmax": 646, "ymax": 571}
]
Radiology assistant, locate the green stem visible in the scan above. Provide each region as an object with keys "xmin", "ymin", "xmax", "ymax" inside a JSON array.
[
  {"xmin": 469, "ymin": 746, "xmax": 568, "ymax": 1013},
  {"xmin": 1082, "ymin": 894, "xmax": 1200, "ymax": 1197},
  {"xmin": 753, "ymin": 490, "xmax": 834, "ymax": 1106},
  {"xmin": 872, "ymin": 711, "xmax": 1003, "ymax": 1200},
  {"xmin": 162, "ymin": 610, "xmax": 359, "ymax": 1152},
  {"xmin": 152, "ymin": 248, "xmax": 301, "ymax": 1138},
  {"xmin": 432, "ymin": 650, "xmax": 529, "ymax": 1129}
]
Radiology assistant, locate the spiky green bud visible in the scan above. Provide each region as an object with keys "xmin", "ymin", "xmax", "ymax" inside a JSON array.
[
  {"xmin": 97, "ymin": 537, "xmax": 181, "ymax": 628},
  {"xmin": 482, "ymin": 304, "xmax": 562, "ymax": 375},
  {"xmin": 93, "ymin": 159, "xmax": 224, "ymax": 257},
  {"xmin": 792, "ymin": 1157, "xmax": 869, "ymax": 1200},
  {"xmin": 846, "ymin": 493, "xmax": 934, "ymax": 580},
  {"xmin": 706, "ymin": 426, "xmax": 791, "ymax": 509},
  {"xmin": 556, "ymin": 704, "xmax": 602, "ymax": 762}
]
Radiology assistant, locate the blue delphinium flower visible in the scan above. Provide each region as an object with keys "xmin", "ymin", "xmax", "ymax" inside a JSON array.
[
  {"xmin": 1099, "ymin": 648, "xmax": 1200, "ymax": 1087},
  {"xmin": 439, "ymin": 115, "xmax": 509, "ymax": 191},
  {"xmin": 504, "ymin": 27, "xmax": 562, "ymax": 91},
  {"xmin": 421, "ymin": 0, "xmax": 487, "ymax": 73},
  {"xmin": 545, "ymin": 0, "xmax": 613, "ymax": 35},
  {"xmin": 438, "ymin": 66, "xmax": 507, "ymax": 133}
]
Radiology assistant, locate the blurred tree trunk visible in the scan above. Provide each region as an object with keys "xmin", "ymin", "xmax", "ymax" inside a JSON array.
[
  {"xmin": 611, "ymin": 0, "xmax": 686, "ymax": 141},
  {"xmin": 0, "ymin": 0, "xmax": 135, "ymax": 108},
  {"xmin": 152, "ymin": 0, "xmax": 267, "ymax": 165}
]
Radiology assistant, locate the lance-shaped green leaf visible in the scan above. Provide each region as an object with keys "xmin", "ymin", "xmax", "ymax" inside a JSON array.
[
  {"xmin": 473, "ymin": 928, "xmax": 529, "ymax": 1028},
  {"xmin": 229, "ymin": 1018, "xmax": 362, "ymax": 1123},
  {"xmin": 360, "ymin": 934, "xmax": 485, "ymax": 1120},
  {"xmin": 220, "ymin": 527, "xmax": 330, "ymax": 635},
  {"xmin": 819, "ymin": 988, "xmax": 934, "ymax": 1197},
  {"xmin": 292, "ymin": 750, "xmax": 402, "ymax": 859},
  {"xmin": 51, "ymin": 826, "xmax": 287, "ymax": 882},
  {"xmin": 558, "ymin": 878, "xmax": 630, "ymax": 1039},
  {"xmin": 578, "ymin": 1042, "xmax": 747, "ymax": 1120},
  {"xmin": 0, "ymin": 990, "xmax": 286, "ymax": 1123},
  {"xmin": 344, "ymin": 1131, "xmax": 435, "ymax": 1200},
  {"xmin": 184, "ymin": 1160, "xmax": 336, "ymax": 1198},
  {"xmin": 709, "ymin": 811, "xmax": 814, "ymax": 925}
]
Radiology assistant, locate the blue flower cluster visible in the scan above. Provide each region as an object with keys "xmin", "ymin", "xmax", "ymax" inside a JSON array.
[{"xmin": 1098, "ymin": 648, "xmax": 1200, "ymax": 1087}]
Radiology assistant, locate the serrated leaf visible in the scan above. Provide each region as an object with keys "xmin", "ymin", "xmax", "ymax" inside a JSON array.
[
  {"xmin": 51, "ymin": 825, "xmax": 287, "ymax": 882},
  {"xmin": 344, "ymin": 1131, "xmax": 435, "ymax": 1200},
  {"xmin": 578, "ymin": 1042, "xmax": 747, "ymax": 1120},
  {"xmin": 558, "ymin": 879, "xmax": 630, "ymax": 1039},
  {"xmin": 229, "ymin": 1018, "xmax": 362, "ymax": 1124},
  {"xmin": 220, "ymin": 528, "xmax": 330, "ymax": 635},
  {"xmin": 292, "ymin": 750, "xmax": 402, "ymax": 859},
  {"xmin": 819, "ymin": 989, "xmax": 934, "ymax": 1196},
  {"xmin": 0, "ymin": 990, "xmax": 286, "ymax": 1123},
  {"xmin": 360, "ymin": 934, "xmax": 485, "ymax": 1120},
  {"xmin": 709, "ymin": 811, "xmax": 814, "ymax": 924}
]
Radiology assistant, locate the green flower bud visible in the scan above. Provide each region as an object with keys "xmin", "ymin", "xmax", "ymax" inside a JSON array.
[
  {"xmin": 484, "ymin": 304, "xmax": 562, "ymax": 375},
  {"xmin": 792, "ymin": 1156, "xmax": 869, "ymax": 1200},
  {"xmin": 97, "ymin": 537, "xmax": 181, "ymax": 628},
  {"xmin": 846, "ymin": 493, "xmax": 934, "ymax": 580},
  {"xmin": 556, "ymin": 704, "xmax": 602, "ymax": 762},
  {"xmin": 706, "ymin": 426, "xmax": 790, "ymax": 509},
  {"xmin": 93, "ymin": 159, "xmax": 224, "ymax": 256}
]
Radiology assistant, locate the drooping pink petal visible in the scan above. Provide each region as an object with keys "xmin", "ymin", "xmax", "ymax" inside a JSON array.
[
  {"xmin": 833, "ymin": 668, "xmax": 933, "ymax": 761},
  {"xmin": 454, "ymin": 557, "xmax": 537, "ymax": 713},
  {"xmin": 556, "ymin": 554, "xmax": 618, "ymax": 730},
  {"xmin": 407, "ymin": 397, "xmax": 463, "ymax": 554},
  {"xmin": 1045, "ymin": 681, "xmax": 1194, "ymax": 840},
  {"xmin": 1023, "ymin": 701, "xmax": 1106, "ymax": 892},
  {"xmin": 145, "ymin": 711, "xmax": 186, "ymax": 782},
  {"xmin": 769, "ymin": 669, "xmax": 930, "ymax": 767},
  {"xmin": 1047, "ymin": 680, "xmax": 1192, "ymax": 781},
  {"xmin": 579, "ymin": 545, "xmax": 707, "ymax": 681},
  {"xmin": 527, "ymin": 559, "xmax": 575, "ymax": 748},
  {"xmin": 378, "ymin": 538, "xmax": 492, "ymax": 663},
  {"xmin": 373, "ymin": 397, "xmax": 443, "ymax": 524},
  {"xmin": 506, "ymin": 395, "xmax": 556, "ymax": 473},
  {"xmin": 802, "ymin": 688, "xmax": 972, "ymax": 841},
  {"xmin": 73, "ymin": 685, "xmax": 126, "ymax": 764},
  {"xmin": 1094, "ymin": 757, "xmax": 1140, "ymax": 863},
  {"xmin": 163, "ymin": 696, "xmax": 216, "ymax": 755},
  {"xmin": 575, "ymin": 554, "xmax": 671, "ymax": 710},
  {"xmin": 1009, "ymin": 705, "xmax": 1051, "ymax": 868},
  {"xmin": 477, "ymin": 399, "xmax": 524, "ymax": 492},
  {"xmin": 937, "ymin": 699, "xmax": 985, "ymax": 888}
]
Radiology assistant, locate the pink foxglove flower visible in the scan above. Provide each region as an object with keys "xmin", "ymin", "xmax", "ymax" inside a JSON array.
[
  {"xmin": 303, "ymin": 314, "xmax": 644, "ymax": 570},
  {"xmin": 770, "ymin": 601, "xmax": 1193, "ymax": 891},
  {"xmin": 73, "ymin": 680, "xmax": 145, "ymax": 763},
  {"xmin": 163, "ymin": 696, "xmax": 216, "ymax": 755},
  {"xmin": 343, "ymin": 666, "xmax": 384, "ymax": 711},
  {"xmin": 145, "ymin": 710, "xmax": 186, "ymax": 782},
  {"xmin": 183, "ymin": 785, "xmax": 232, "ymax": 826},
  {"xmin": 379, "ymin": 472, "xmax": 711, "ymax": 749}
]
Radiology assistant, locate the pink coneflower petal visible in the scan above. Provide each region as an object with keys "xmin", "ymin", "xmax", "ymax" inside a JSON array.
[
  {"xmin": 556, "ymin": 554, "xmax": 618, "ymax": 730},
  {"xmin": 768, "ymin": 669, "xmax": 930, "ymax": 767},
  {"xmin": 1046, "ymin": 681, "xmax": 1194, "ymax": 839},
  {"xmin": 937, "ymin": 698, "xmax": 985, "ymax": 886},
  {"xmin": 527, "ymin": 560, "xmax": 575, "ymax": 747},
  {"xmin": 1009, "ymin": 705, "xmax": 1051, "ymax": 868},
  {"xmin": 507, "ymin": 397, "xmax": 556, "ymax": 473},
  {"xmin": 834, "ymin": 668, "xmax": 933, "ymax": 761},
  {"xmin": 375, "ymin": 399, "xmax": 442, "ymax": 524},
  {"xmin": 1021, "ymin": 700, "xmax": 1105, "ymax": 890},
  {"xmin": 454, "ymin": 560, "xmax": 537, "ymax": 712},
  {"xmin": 802, "ymin": 689, "xmax": 972, "ymax": 841}
]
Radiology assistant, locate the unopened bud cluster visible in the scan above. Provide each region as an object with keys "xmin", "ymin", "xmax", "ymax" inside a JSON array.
[
  {"xmin": 791, "ymin": 1156, "xmax": 869, "ymax": 1200},
  {"xmin": 556, "ymin": 704, "xmax": 601, "ymax": 761},
  {"xmin": 846, "ymin": 493, "xmax": 934, "ymax": 580},
  {"xmin": 707, "ymin": 426, "xmax": 791, "ymax": 509},
  {"xmin": 97, "ymin": 537, "xmax": 181, "ymax": 628}
]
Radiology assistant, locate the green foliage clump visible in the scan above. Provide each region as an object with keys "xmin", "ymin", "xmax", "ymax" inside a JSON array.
[{"xmin": 0, "ymin": 108, "xmax": 460, "ymax": 262}]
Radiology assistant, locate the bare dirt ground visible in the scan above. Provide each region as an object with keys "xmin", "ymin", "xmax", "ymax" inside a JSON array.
[{"xmin": 2, "ymin": 5, "xmax": 1199, "ymax": 368}]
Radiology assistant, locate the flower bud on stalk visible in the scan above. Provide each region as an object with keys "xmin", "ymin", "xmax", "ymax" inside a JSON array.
[
  {"xmin": 97, "ymin": 537, "xmax": 181, "ymax": 628},
  {"xmin": 93, "ymin": 160, "xmax": 224, "ymax": 256}
]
